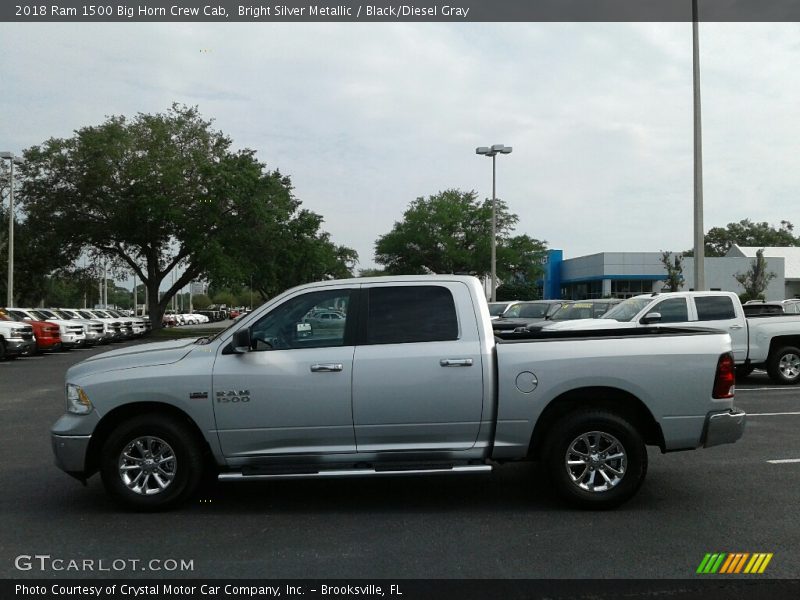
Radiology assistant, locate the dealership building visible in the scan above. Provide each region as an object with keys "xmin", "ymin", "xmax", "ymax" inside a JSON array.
[{"xmin": 540, "ymin": 245, "xmax": 800, "ymax": 301}]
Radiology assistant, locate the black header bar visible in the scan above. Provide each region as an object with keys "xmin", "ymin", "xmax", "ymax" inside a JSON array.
[{"xmin": 4, "ymin": 0, "xmax": 800, "ymax": 23}]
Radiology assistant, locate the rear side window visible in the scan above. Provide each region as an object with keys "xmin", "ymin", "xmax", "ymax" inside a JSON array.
[
  {"xmin": 653, "ymin": 298, "xmax": 689, "ymax": 323},
  {"xmin": 366, "ymin": 286, "xmax": 458, "ymax": 344},
  {"xmin": 695, "ymin": 296, "xmax": 736, "ymax": 321}
]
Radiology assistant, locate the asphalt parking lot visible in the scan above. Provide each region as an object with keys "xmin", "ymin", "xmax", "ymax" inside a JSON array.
[{"xmin": 1, "ymin": 341, "xmax": 798, "ymax": 580}]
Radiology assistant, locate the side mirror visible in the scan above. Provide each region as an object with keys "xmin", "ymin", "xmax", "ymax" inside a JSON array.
[
  {"xmin": 640, "ymin": 312, "xmax": 662, "ymax": 325},
  {"xmin": 231, "ymin": 328, "xmax": 251, "ymax": 353}
]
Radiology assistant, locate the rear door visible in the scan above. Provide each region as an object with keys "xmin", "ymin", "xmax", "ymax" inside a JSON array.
[
  {"xmin": 351, "ymin": 282, "xmax": 484, "ymax": 452},
  {"xmin": 692, "ymin": 295, "xmax": 748, "ymax": 361}
]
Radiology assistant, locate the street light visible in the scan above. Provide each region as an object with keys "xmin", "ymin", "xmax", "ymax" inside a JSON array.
[
  {"xmin": 475, "ymin": 143, "xmax": 512, "ymax": 302},
  {"xmin": 0, "ymin": 151, "xmax": 23, "ymax": 307}
]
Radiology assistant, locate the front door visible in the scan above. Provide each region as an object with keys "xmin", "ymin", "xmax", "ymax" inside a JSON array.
[{"xmin": 213, "ymin": 287, "xmax": 358, "ymax": 458}]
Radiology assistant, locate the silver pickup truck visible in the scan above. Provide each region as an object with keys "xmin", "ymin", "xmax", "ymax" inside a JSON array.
[{"xmin": 51, "ymin": 276, "xmax": 745, "ymax": 510}]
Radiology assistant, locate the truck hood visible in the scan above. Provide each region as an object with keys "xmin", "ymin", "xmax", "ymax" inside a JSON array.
[{"xmin": 67, "ymin": 338, "xmax": 198, "ymax": 380}]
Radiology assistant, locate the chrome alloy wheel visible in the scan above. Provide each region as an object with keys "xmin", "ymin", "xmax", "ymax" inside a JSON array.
[
  {"xmin": 779, "ymin": 353, "xmax": 800, "ymax": 380},
  {"xmin": 118, "ymin": 436, "xmax": 177, "ymax": 495},
  {"xmin": 565, "ymin": 431, "xmax": 627, "ymax": 492}
]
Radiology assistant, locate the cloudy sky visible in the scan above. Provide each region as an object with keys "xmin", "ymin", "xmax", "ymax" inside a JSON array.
[{"xmin": 2, "ymin": 21, "xmax": 800, "ymax": 276}]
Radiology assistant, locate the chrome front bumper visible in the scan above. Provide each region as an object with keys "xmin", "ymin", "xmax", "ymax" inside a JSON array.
[{"xmin": 703, "ymin": 409, "xmax": 746, "ymax": 448}]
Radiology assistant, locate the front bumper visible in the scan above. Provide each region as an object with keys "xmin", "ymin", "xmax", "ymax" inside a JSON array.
[
  {"xmin": 51, "ymin": 433, "xmax": 92, "ymax": 477},
  {"xmin": 703, "ymin": 408, "xmax": 746, "ymax": 448},
  {"xmin": 6, "ymin": 338, "xmax": 36, "ymax": 356}
]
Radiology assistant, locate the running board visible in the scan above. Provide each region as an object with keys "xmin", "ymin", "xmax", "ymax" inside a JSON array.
[{"xmin": 218, "ymin": 464, "xmax": 492, "ymax": 482}]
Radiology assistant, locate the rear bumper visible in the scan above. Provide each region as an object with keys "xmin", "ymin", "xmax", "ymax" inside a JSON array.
[{"xmin": 703, "ymin": 408, "xmax": 746, "ymax": 448}]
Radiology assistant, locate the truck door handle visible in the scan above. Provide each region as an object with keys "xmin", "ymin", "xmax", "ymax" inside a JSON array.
[
  {"xmin": 730, "ymin": 325, "xmax": 744, "ymax": 330},
  {"xmin": 310, "ymin": 363, "xmax": 343, "ymax": 372},
  {"xmin": 440, "ymin": 358, "xmax": 473, "ymax": 367}
]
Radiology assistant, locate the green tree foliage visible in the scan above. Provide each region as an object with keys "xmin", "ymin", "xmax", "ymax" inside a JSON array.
[
  {"xmin": 18, "ymin": 104, "xmax": 355, "ymax": 327},
  {"xmin": 192, "ymin": 294, "xmax": 212, "ymax": 309},
  {"xmin": 659, "ymin": 251, "xmax": 684, "ymax": 292},
  {"xmin": 374, "ymin": 190, "xmax": 547, "ymax": 283},
  {"xmin": 496, "ymin": 281, "xmax": 540, "ymax": 301},
  {"xmin": 734, "ymin": 249, "xmax": 776, "ymax": 302},
  {"xmin": 685, "ymin": 219, "xmax": 798, "ymax": 257}
]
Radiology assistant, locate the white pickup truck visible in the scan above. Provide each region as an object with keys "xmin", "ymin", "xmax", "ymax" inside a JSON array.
[
  {"xmin": 540, "ymin": 290, "xmax": 800, "ymax": 384},
  {"xmin": 51, "ymin": 276, "xmax": 744, "ymax": 511}
]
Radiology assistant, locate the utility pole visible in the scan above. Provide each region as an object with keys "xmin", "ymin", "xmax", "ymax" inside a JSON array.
[{"xmin": 692, "ymin": 0, "xmax": 706, "ymax": 291}]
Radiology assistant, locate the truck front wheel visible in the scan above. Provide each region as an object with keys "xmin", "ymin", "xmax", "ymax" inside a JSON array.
[
  {"xmin": 543, "ymin": 410, "xmax": 647, "ymax": 510},
  {"xmin": 100, "ymin": 414, "xmax": 204, "ymax": 511}
]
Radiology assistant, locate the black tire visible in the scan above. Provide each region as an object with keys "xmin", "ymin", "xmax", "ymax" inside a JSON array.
[
  {"xmin": 766, "ymin": 346, "xmax": 800, "ymax": 385},
  {"xmin": 0, "ymin": 339, "xmax": 6, "ymax": 361},
  {"xmin": 100, "ymin": 414, "xmax": 204, "ymax": 511},
  {"xmin": 543, "ymin": 410, "xmax": 648, "ymax": 510},
  {"xmin": 735, "ymin": 365, "xmax": 755, "ymax": 379}
]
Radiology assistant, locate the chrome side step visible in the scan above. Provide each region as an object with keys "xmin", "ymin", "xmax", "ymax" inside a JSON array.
[{"xmin": 218, "ymin": 464, "xmax": 492, "ymax": 482}]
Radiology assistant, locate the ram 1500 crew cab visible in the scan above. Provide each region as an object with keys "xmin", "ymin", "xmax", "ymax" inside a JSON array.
[
  {"xmin": 540, "ymin": 291, "xmax": 800, "ymax": 384},
  {"xmin": 51, "ymin": 276, "xmax": 745, "ymax": 511}
]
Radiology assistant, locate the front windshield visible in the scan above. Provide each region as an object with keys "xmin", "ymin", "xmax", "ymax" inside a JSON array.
[
  {"xmin": 601, "ymin": 297, "xmax": 652, "ymax": 321},
  {"xmin": 488, "ymin": 303, "xmax": 510, "ymax": 316},
  {"xmin": 29, "ymin": 310, "xmax": 50, "ymax": 321},
  {"xmin": 504, "ymin": 303, "xmax": 549, "ymax": 319},
  {"xmin": 550, "ymin": 303, "xmax": 596, "ymax": 321}
]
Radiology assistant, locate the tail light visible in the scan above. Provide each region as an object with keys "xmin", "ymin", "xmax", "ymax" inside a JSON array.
[{"xmin": 713, "ymin": 353, "xmax": 736, "ymax": 399}]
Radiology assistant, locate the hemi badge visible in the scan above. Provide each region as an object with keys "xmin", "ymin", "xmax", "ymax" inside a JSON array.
[{"xmin": 189, "ymin": 392, "xmax": 209, "ymax": 400}]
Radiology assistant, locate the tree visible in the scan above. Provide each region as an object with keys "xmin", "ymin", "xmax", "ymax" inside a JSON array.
[
  {"xmin": 18, "ymin": 104, "xmax": 355, "ymax": 327},
  {"xmin": 374, "ymin": 189, "xmax": 547, "ymax": 284},
  {"xmin": 734, "ymin": 248, "xmax": 776, "ymax": 302},
  {"xmin": 659, "ymin": 251, "xmax": 684, "ymax": 292},
  {"xmin": 685, "ymin": 219, "xmax": 798, "ymax": 257}
]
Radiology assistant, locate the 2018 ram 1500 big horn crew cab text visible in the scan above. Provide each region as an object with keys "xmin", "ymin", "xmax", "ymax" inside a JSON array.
[{"xmin": 51, "ymin": 276, "xmax": 745, "ymax": 510}]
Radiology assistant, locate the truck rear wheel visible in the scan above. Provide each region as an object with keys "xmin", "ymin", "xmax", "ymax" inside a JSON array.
[
  {"xmin": 543, "ymin": 410, "xmax": 647, "ymax": 510},
  {"xmin": 100, "ymin": 414, "xmax": 204, "ymax": 511},
  {"xmin": 767, "ymin": 346, "xmax": 800, "ymax": 385}
]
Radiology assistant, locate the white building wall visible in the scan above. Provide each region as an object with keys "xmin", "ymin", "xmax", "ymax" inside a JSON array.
[{"xmin": 681, "ymin": 257, "xmax": 785, "ymax": 300}]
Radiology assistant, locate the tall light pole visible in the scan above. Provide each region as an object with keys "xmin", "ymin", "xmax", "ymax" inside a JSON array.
[
  {"xmin": 692, "ymin": 0, "xmax": 706, "ymax": 290},
  {"xmin": 0, "ymin": 152, "xmax": 23, "ymax": 306},
  {"xmin": 476, "ymin": 144, "xmax": 512, "ymax": 301}
]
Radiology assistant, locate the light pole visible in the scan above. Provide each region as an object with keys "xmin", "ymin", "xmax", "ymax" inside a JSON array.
[
  {"xmin": 692, "ymin": 0, "xmax": 705, "ymax": 291},
  {"xmin": 0, "ymin": 152, "xmax": 23, "ymax": 306},
  {"xmin": 475, "ymin": 144, "xmax": 512, "ymax": 302}
]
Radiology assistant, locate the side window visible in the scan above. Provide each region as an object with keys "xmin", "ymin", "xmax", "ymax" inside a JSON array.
[
  {"xmin": 250, "ymin": 289, "xmax": 352, "ymax": 350},
  {"xmin": 652, "ymin": 298, "xmax": 689, "ymax": 323},
  {"xmin": 695, "ymin": 296, "xmax": 736, "ymax": 321},
  {"xmin": 366, "ymin": 286, "xmax": 458, "ymax": 345}
]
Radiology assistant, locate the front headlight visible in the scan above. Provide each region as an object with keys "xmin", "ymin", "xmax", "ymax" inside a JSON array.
[{"xmin": 66, "ymin": 384, "xmax": 93, "ymax": 415}]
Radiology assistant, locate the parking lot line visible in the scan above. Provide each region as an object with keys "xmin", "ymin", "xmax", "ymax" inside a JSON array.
[
  {"xmin": 767, "ymin": 459, "xmax": 800, "ymax": 464},
  {"xmin": 748, "ymin": 412, "xmax": 800, "ymax": 416}
]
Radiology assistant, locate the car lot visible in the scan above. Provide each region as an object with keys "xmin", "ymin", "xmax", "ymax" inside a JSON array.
[{"xmin": 1, "ymin": 342, "xmax": 799, "ymax": 579}]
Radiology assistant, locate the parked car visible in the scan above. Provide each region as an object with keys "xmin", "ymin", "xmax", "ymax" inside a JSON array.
[
  {"xmin": 76, "ymin": 309, "xmax": 124, "ymax": 341},
  {"xmin": 0, "ymin": 311, "xmax": 36, "ymax": 359},
  {"xmin": 39, "ymin": 309, "xmax": 105, "ymax": 346},
  {"xmin": 492, "ymin": 300, "xmax": 571, "ymax": 333},
  {"xmin": 6, "ymin": 308, "xmax": 86, "ymax": 349},
  {"xmin": 543, "ymin": 290, "xmax": 800, "ymax": 383},
  {"xmin": 0, "ymin": 308, "xmax": 60, "ymax": 354},
  {"xmin": 51, "ymin": 275, "xmax": 743, "ymax": 511},
  {"xmin": 531, "ymin": 299, "xmax": 623, "ymax": 328},
  {"xmin": 743, "ymin": 300, "xmax": 800, "ymax": 316},
  {"xmin": 488, "ymin": 301, "xmax": 520, "ymax": 320}
]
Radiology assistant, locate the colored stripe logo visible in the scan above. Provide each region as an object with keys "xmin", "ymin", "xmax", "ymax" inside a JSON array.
[{"xmin": 697, "ymin": 553, "xmax": 773, "ymax": 574}]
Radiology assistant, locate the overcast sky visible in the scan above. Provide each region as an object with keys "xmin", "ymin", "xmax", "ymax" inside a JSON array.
[{"xmin": 2, "ymin": 22, "xmax": 800, "ymax": 279}]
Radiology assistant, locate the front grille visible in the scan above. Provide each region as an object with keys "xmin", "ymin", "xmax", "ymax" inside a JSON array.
[
  {"xmin": 91, "ymin": 324, "xmax": 103, "ymax": 332},
  {"xmin": 67, "ymin": 326, "xmax": 84, "ymax": 334}
]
